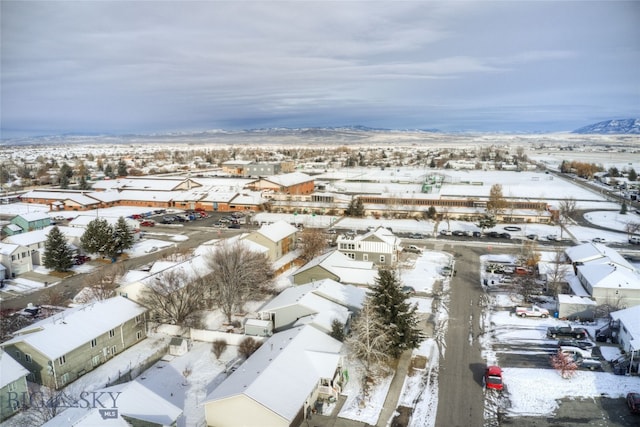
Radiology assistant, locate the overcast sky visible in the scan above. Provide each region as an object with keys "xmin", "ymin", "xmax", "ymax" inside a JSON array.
[{"xmin": 1, "ymin": 1, "xmax": 639, "ymax": 137}]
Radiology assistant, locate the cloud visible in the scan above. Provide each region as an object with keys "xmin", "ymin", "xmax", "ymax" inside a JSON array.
[{"xmin": 1, "ymin": 1, "xmax": 639, "ymax": 136}]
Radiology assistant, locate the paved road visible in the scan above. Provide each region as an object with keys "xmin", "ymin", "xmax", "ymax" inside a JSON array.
[
  {"xmin": 435, "ymin": 243, "xmax": 487, "ymax": 427},
  {"xmin": 0, "ymin": 224, "xmax": 242, "ymax": 311}
]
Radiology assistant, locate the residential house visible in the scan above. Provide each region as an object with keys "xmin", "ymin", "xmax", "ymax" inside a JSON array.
[
  {"xmin": 2, "ymin": 226, "xmax": 83, "ymax": 266},
  {"xmin": 0, "ymin": 242, "xmax": 33, "ymax": 278},
  {"xmin": 204, "ymin": 325, "xmax": 345, "ymax": 427},
  {"xmin": 1, "ymin": 297, "xmax": 147, "ymax": 389},
  {"xmin": 609, "ymin": 305, "xmax": 640, "ymax": 358},
  {"xmin": 336, "ymin": 226, "xmax": 400, "ymax": 266},
  {"xmin": 292, "ymin": 250, "xmax": 377, "ymax": 286},
  {"xmin": 42, "ymin": 380, "xmax": 182, "ymax": 427},
  {"xmin": 243, "ymin": 220, "xmax": 298, "ymax": 262},
  {"xmin": 1, "ymin": 224, "xmax": 23, "ymax": 237},
  {"xmin": 10, "ymin": 212, "xmax": 51, "ymax": 232},
  {"xmin": 255, "ymin": 278, "xmax": 366, "ymax": 333},
  {"xmin": 0, "ymin": 349, "xmax": 29, "ymax": 422}
]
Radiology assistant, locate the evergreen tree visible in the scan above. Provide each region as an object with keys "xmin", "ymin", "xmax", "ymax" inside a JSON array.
[
  {"xmin": 81, "ymin": 218, "xmax": 113, "ymax": 257},
  {"xmin": 368, "ymin": 268, "xmax": 425, "ymax": 358},
  {"xmin": 112, "ymin": 216, "xmax": 134, "ymax": 255},
  {"xmin": 477, "ymin": 213, "xmax": 496, "ymax": 231},
  {"xmin": 117, "ymin": 160, "xmax": 128, "ymax": 177},
  {"xmin": 104, "ymin": 164, "xmax": 115, "ymax": 179},
  {"xmin": 628, "ymin": 168, "xmax": 637, "ymax": 182},
  {"xmin": 78, "ymin": 175, "xmax": 90, "ymax": 190},
  {"xmin": 59, "ymin": 174, "xmax": 69, "ymax": 189},
  {"xmin": 43, "ymin": 226, "xmax": 74, "ymax": 272},
  {"xmin": 621, "ymin": 202, "xmax": 628, "ymax": 215}
]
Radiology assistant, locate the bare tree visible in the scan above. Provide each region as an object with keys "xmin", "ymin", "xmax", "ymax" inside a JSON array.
[
  {"xmin": 625, "ymin": 221, "xmax": 640, "ymax": 239},
  {"xmin": 346, "ymin": 300, "xmax": 392, "ymax": 380},
  {"xmin": 212, "ymin": 339, "xmax": 228, "ymax": 360},
  {"xmin": 138, "ymin": 270, "xmax": 206, "ymax": 327},
  {"xmin": 549, "ymin": 350, "xmax": 577, "ymax": 379},
  {"xmin": 547, "ymin": 249, "xmax": 571, "ymax": 297},
  {"xmin": 203, "ymin": 241, "xmax": 274, "ymax": 323},
  {"xmin": 487, "ymin": 184, "xmax": 508, "ymax": 216},
  {"xmin": 76, "ymin": 263, "xmax": 123, "ymax": 303},
  {"xmin": 238, "ymin": 336, "xmax": 262, "ymax": 359},
  {"xmin": 22, "ymin": 384, "xmax": 78, "ymax": 425},
  {"xmin": 40, "ymin": 287, "xmax": 67, "ymax": 307},
  {"xmin": 299, "ymin": 227, "xmax": 327, "ymax": 261},
  {"xmin": 514, "ymin": 270, "xmax": 541, "ymax": 304},
  {"xmin": 557, "ymin": 197, "xmax": 577, "ymax": 239}
]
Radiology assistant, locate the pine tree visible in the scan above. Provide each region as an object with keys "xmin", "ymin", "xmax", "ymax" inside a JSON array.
[
  {"xmin": 81, "ymin": 218, "xmax": 113, "ymax": 257},
  {"xmin": 78, "ymin": 175, "xmax": 90, "ymax": 190},
  {"xmin": 368, "ymin": 268, "xmax": 425, "ymax": 358},
  {"xmin": 43, "ymin": 226, "xmax": 74, "ymax": 272},
  {"xmin": 621, "ymin": 202, "xmax": 628, "ymax": 215},
  {"xmin": 117, "ymin": 160, "xmax": 128, "ymax": 177},
  {"xmin": 112, "ymin": 216, "xmax": 134, "ymax": 255}
]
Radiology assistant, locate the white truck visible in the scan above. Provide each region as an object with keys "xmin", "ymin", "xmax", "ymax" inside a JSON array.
[{"xmin": 515, "ymin": 305, "xmax": 550, "ymax": 318}]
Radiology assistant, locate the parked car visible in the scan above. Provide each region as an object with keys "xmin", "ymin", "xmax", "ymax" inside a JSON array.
[
  {"xmin": 546, "ymin": 234, "xmax": 560, "ymax": 241},
  {"xmin": 403, "ymin": 245, "xmax": 422, "ymax": 254},
  {"xmin": 576, "ymin": 358, "xmax": 603, "ymax": 371},
  {"xmin": 483, "ymin": 365, "xmax": 504, "ymax": 391},
  {"xmin": 439, "ymin": 229, "xmax": 452, "ymax": 236},
  {"xmin": 402, "ymin": 286, "xmax": 416, "ymax": 295},
  {"xmin": 629, "ymin": 236, "xmax": 640, "ymax": 245},
  {"xmin": 515, "ymin": 305, "xmax": 549, "ymax": 318},
  {"xmin": 145, "ymin": 246, "xmax": 158, "ymax": 253},
  {"xmin": 560, "ymin": 345, "xmax": 593, "ymax": 360},
  {"xmin": 627, "ymin": 392, "xmax": 640, "ymax": 414},
  {"xmin": 472, "ymin": 231, "xmax": 482, "ymax": 238},
  {"xmin": 591, "ymin": 237, "xmax": 606, "ymax": 243},
  {"xmin": 514, "ymin": 267, "xmax": 530, "ymax": 275},
  {"xmin": 499, "ymin": 232, "xmax": 511, "ymax": 239},
  {"xmin": 526, "ymin": 234, "xmax": 539, "ymax": 240},
  {"xmin": 227, "ymin": 223, "xmax": 241, "ymax": 229},
  {"xmin": 140, "ymin": 220, "xmax": 155, "ymax": 227},
  {"xmin": 409, "ymin": 233, "xmax": 425, "ymax": 239},
  {"xmin": 74, "ymin": 254, "xmax": 91, "ymax": 265},
  {"xmin": 557, "ymin": 339, "xmax": 596, "ymax": 351},
  {"xmin": 547, "ymin": 326, "xmax": 588, "ymax": 339}
]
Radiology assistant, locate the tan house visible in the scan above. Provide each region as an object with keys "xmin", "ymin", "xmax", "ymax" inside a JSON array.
[
  {"xmin": 1, "ymin": 297, "xmax": 147, "ymax": 389},
  {"xmin": 204, "ymin": 325, "xmax": 345, "ymax": 427},
  {"xmin": 292, "ymin": 250, "xmax": 377, "ymax": 286},
  {"xmin": 244, "ymin": 220, "xmax": 298, "ymax": 262},
  {"xmin": 336, "ymin": 226, "xmax": 401, "ymax": 266}
]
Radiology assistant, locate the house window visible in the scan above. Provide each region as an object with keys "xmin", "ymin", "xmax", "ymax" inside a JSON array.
[
  {"xmin": 61, "ymin": 373, "xmax": 70, "ymax": 385},
  {"xmin": 135, "ymin": 315, "xmax": 142, "ymax": 324},
  {"xmin": 8, "ymin": 382, "xmax": 16, "ymax": 392},
  {"xmin": 111, "ymin": 345, "xmax": 117, "ymax": 355},
  {"xmin": 379, "ymin": 255, "xmax": 385, "ymax": 263},
  {"xmin": 58, "ymin": 355, "xmax": 66, "ymax": 366},
  {"xmin": 346, "ymin": 253, "xmax": 355, "ymax": 260},
  {"xmin": 22, "ymin": 252, "xmax": 27, "ymax": 258},
  {"xmin": 90, "ymin": 339, "xmax": 97, "ymax": 348},
  {"xmin": 363, "ymin": 254, "xmax": 369, "ymax": 261},
  {"xmin": 11, "ymin": 255, "xmax": 15, "ymax": 261},
  {"xmin": 14, "ymin": 351, "xmax": 21, "ymax": 360},
  {"xmin": 25, "ymin": 354, "xmax": 32, "ymax": 363},
  {"xmin": 109, "ymin": 329, "xmax": 115, "ymax": 338},
  {"xmin": 136, "ymin": 330, "xmax": 143, "ymax": 340},
  {"xmin": 92, "ymin": 355, "xmax": 100, "ymax": 367}
]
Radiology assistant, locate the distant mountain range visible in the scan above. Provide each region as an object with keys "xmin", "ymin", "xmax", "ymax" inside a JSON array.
[{"xmin": 572, "ymin": 119, "xmax": 640, "ymax": 134}]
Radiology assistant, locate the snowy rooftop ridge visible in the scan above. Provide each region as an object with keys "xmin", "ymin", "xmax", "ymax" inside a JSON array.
[
  {"xmin": 0, "ymin": 349, "xmax": 29, "ymax": 387},
  {"xmin": 2, "ymin": 296, "xmax": 146, "ymax": 360},
  {"xmin": 204, "ymin": 325, "xmax": 342, "ymax": 422}
]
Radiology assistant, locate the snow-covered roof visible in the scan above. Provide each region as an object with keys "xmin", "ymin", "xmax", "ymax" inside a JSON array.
[
  {"xmin": 610, "ymin": 305, "xmax": 640, "ymax": 350},
  {"xmin": 0, "ymin": 350, "xmax": 29, "ymax": 387},
  {"xmin": 0, "ymin": 242, "xmax": 21, "ymax": 255},
  {"xmin": 2, "ymin": 297, "xmax": 146, "ymax": 360},
  {"xmin": 16, "ymin": 211, "xmax": 51, "ymax": 222},
  {"xmin": 256, "ymin": 220, "xmax": 298, "ymax": 242},
  {"xmin": 92, "ymin": 177, "xmax": 188, "ymax": 192},
  {"xmin": 577, "ymin": 263, "xmax": 640, "ymax": 290},
  {"xmin": 296, "ymin": 250, "xmax": 377, "ymax": 286},
  {"xmin": 262, "ymin": 171, "xmax": 313, "ymax": 187},
  {"xmin": 4, "ymin": 224, "xmax": 22, "ymax": 232},
  {"xmin": 565, "ymin": 242, "xmax": 633, "ymax": 270},
  {"xmin": 230, "ymin": 191, "xmax": 268, "ymax": 205},
  {"xmin": 204, "ymin": 325, "xmax": 342, "ymax": 422},
  {"xmin": 557, "ymin": 294, "xmax": 597, "ymax": 305},
  {"xmin": 20, "ymin": 190, "xmax": 99, "ymax": 206},
  {"xmin": 222, "ymin": 159, "xmax": 253, "ymax": 165},
  {"xmin": 3, "ymin": 225, "xmax": 83, "ymax": 247},
  {"xmin": 42, "ymin": 380, "xmax": 182, "ymax": 427}
]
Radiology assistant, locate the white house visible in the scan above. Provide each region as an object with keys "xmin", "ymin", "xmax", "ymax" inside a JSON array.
[
  {"xmin": 0, "ymin": 242, "xmax": 33, "ymax": 279},
  {"xmin": 204, "ymin": 325, "xmax": 345, "ymax": 427},
  {"xmin": 609, "ymin": 305, "xmax": 640, "ymax": 367},
  {"xmin": 255, "ymin": 278, "xmax": 366, "ymax": 333},
  {"xmin": 336, "ymin": 226, "xmax": 401, "ymax": 266}
]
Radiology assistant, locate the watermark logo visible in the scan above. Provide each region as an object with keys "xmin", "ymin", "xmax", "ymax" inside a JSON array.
[{"xmin": 7, "ymin": 391, "xmax": 121, "ymax": 412}]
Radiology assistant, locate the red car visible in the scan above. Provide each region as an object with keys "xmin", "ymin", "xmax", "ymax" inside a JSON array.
[
  {"xmin": 483, "ymin": 365, "xmax": 504, "ymax": 391},
  {"xmin": 140, "ymin": 220, "xmax": 155, "ymax": 227},
  {"xmin": 628, "ymin": 392, "xmax": 640, "ymax": 414}
]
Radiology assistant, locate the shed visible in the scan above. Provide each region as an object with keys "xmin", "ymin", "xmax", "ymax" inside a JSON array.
[
  {"xmin": 556, "ymin": 294, "xmax": 597, "ymax": 321},
  {"xmin": 244, "ymin": 318, "xmax": 273, "ymax": 337},
  {"xmin": 169, "ymin": 337, "xmax": 189, "ymax": 356}
]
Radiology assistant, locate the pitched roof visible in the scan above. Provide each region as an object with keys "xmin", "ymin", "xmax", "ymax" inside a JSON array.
[
  {"xmin": 295, "ymin": 250, "xmax": 377, "ymax": 286},
  {"xmin": 610, "ymin": 305, "xmax": 640, "ymax": 350},
  {"xmin": 262, "ymin": 172, "xmax": 313, "ymax": 187},
  {"xmin": 577, "ymin": 263, "xmax": 640, "ymax": 290},
  {"xmin": 255, "ymin": 220, "xmax": 298, "ymax": 242},
  {"xmin": 0, "ymin": 350, "xmax": 29, "ymax": 387},
  {"xmin": 204, "ymin": 325, "xmax": 342, "ymax": 422},
  {"xmin": 0, "ymin": 242, "xmax": 21, "ymax": 255},
  {"xmin": 16, "ymin": 211, "xmax": 51, "ymax": 222},
  {"xmin": 565, "ymin": 242, "xmax": 633, "ymax": 270},
  {"xmin": 2, "ymin": 297, "xmax": 146, "ymax": 360},
  {"xmin": 42, "ymin": 380, "xmax": 182, "ymax": 427}
]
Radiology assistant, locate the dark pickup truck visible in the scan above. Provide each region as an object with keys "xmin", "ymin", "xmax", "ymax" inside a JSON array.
[{"xmin": 547, "ymin": 326, "xmax": 588, "ymax": 339}]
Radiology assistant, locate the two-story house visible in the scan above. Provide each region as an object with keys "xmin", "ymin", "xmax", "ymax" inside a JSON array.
[
  {"xmin": 1, "ymin": 296, "xmax": 147, "ymax": 389},
  {"xmin": 0, "ymin": 349, "xmax": 30, "ymax": 422},
  {"xmin": 336, "ymin": 226, "xmax": 401, "ymax": 266},
  {"xmin": 10, "ymin": 212, "xmax": 51, "ymax": 233},
  {"xmin": 0, "ymin": 242, "xmax": 33, "ymax": 279},
  {"xmin": 243, "ymin": 220, "xmax": 298, "ymax": 262}
]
